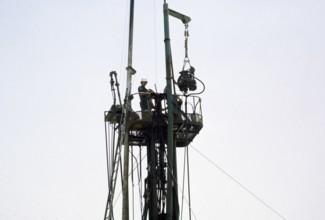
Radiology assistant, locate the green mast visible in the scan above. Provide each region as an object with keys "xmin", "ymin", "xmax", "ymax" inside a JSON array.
[
  {"xmin": 163, "ymin": 2, "xmax": 191, "ymax": 220},
  {"xmin": 163, "ymin": 3, "xmax": 175, "ymax": 220},
  {"xmin": 122, "ymin": 0, "xmax": 136, "ymax": 220}
]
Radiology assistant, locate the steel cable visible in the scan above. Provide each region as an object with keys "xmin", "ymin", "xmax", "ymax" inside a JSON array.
[{"xmin": 190, "ymin": 144, "xmax": 287, "ymax": 220}]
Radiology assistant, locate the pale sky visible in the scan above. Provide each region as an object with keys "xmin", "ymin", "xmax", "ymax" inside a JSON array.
[{"xmin": 1, "ymin": 0, "xmax": 325, "ymax": 220}]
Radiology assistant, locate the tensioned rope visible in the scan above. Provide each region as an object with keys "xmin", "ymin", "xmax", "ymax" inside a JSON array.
[
  {"xmin": 104, "ymin": 122, "xmax": 110, "ymax": 189},
  {"xmin": 111, "ymin": 150, "xmax": 147, "ymax": 208},
  {"xmin": 165, "ymin": 159, "xmax": 198, "ymax": 220},
  {"xmin": 190, "ymin": 144, "xmax": 287, "ymax": 220},
  {"xmin": 180, "ymin": 147, "xmax": 187, "ymax": 220},
  {"xmin": 131, "ymin": 146, "xmax": 135, "ymax": 220},
  {"xmin": 180, "ymin": 146, "xmax": 193, "ymax": 220},
  {"xmin": 130, "ymin": 147, "xmax": 146, "ymax": 220}
]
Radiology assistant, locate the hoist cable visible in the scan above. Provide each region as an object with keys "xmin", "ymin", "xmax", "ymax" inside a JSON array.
[
  {"xmin": 110, "ymin": 124, "xmax": 117, "ymax": 186},
  {"xmin": 109, "ymin": 124, "xmax": 113, "ymax": 187},
  {"xmin": 130, "ymin": 149, "xmax": 147, "ymax": 218},
  {"xmin": 186, "ymin": 146, "xmax": 192, "ymax": 220},
  {"xmin": 129, "ymin": 148, "xmax": 145, "ymax": 219},
  {"xmin": 165, "ymin": 161, "xmax": 198, "ymax": 220},
  {"xmin": 111, "ymin": 151, "xmax": 147, "ymax": 211},
  {"xmin": 180, "ymin": 96, "xmax": 190, "ymax": 220},
  {"xmin": 190, "ymin": 145, "xmax": 287, "ymax": 220},
  {"xmin": 138, "ymin": 146, "xmax": 144, "ymax": 217},
  {"xmin": 104, "ymin": 122, "xmax": 121, "ymax": 220},
  {"xmin": 180, "ymin": 147, "xmax": 187, "ymax": 220},
  {"xmin": 183, "ymin": 96, "xmax": 193, "ymax": 220},
  {"xmin": 131, "ymin": 146, "xmax": 135, "ymax": 220},
  {"xmin": 104, "ymin": 121, "xmax": 110, "ymax": 190}
]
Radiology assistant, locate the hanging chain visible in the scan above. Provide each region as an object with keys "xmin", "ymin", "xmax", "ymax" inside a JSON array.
[
  {"xmin": 183, "ymin": 23, "xmax": 191, "ymax": 70},
  {"xmin": 184, "ymin": 23, "xmax": 189, "ymax": 59}
]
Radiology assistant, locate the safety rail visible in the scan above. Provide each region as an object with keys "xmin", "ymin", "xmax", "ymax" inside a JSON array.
[{"xmin": 104, "ymin": 93, "xmax": 203, "ymax": 147}]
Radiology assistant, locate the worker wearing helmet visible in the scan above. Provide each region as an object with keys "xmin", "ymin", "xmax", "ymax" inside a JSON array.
[{"xmin": 138, "ymin": 78, "xmax": 150, "ymax": 111}]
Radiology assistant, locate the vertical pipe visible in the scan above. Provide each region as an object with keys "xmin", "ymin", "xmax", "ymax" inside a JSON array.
[
  {"xmin": 163, "ymin": 3, "xmax": 175, "ymax": 220},
  {"xmin": 127, "ymin": 0, "xmax": 135, "ymax": 67},
  {"xmin": 122, "ymin": 0, "xmax": 135, "ymax": 220}
]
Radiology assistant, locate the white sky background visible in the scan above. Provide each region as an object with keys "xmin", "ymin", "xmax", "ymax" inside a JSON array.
[{"xmin": 0, "ymin": 0, "xmax": 325, "ymax": 219}]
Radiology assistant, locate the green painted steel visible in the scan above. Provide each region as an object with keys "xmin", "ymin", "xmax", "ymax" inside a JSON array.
[
  {"xmin": 163, "ymin": 3, "xmax": 176, "ymax": 220},
  {"xmin": 122, "ymin": 0, "xmax": 136, "ymax": 220}
]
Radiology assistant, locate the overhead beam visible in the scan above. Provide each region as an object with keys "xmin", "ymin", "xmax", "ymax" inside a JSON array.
[{"xmin": 168, "ymin": 9, "xmax": 191, "ymax": 24}]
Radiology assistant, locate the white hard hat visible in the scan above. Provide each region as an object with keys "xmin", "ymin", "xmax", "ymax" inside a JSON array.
[{"xmin": 141, "ymin": 78, "xmax": 148, "ymax": 82}]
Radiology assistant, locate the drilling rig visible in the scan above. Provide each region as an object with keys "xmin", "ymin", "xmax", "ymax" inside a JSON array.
[{"xmin": 103, "ymin": 1, "xmax": 204, "ymax": 220}]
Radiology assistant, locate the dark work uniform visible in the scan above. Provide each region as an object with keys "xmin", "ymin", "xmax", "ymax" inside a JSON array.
[{"xmin": 138, "ymin": 85, "xmax": 149, "ymax": 111}]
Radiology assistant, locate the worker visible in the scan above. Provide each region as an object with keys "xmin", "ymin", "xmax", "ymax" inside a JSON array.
[{"xmin": 138, "ymin": 78, "xmax": 150, "ymax": 111}]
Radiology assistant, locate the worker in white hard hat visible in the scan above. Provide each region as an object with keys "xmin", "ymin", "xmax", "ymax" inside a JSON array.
[{"xmin": 138, "ymin": 78, "xmax": 150, "ymax": 111}]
